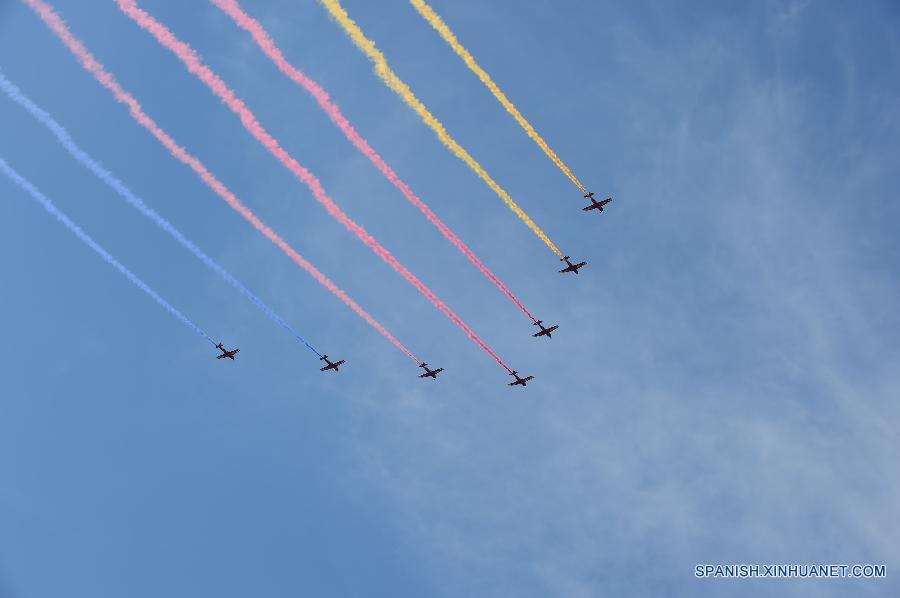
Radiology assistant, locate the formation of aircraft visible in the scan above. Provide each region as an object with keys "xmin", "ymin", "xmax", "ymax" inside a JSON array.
[
  {"xmin": 319, "ymin": 354, "xmax": 346, "ymax": 372},
  {"xmin": 215, "ymin": 343, "xmax": 240, "ymax": 360},
  {"xmin": 508, "ymin": 371, "xmax": 535, "ymax": 387},
  {"xmin": 210, "ymin": 186, "xmax": 614, "ymax": 382},
  {"xmin": 582, "ymin": 192, "xmax": 612, "ymax": 212},
  {"xmin": 532, "ymin": 320, "xmax": 559, "ymax": 339},
  {"xmin": 418, "ymin": 362, "xmax": 444, "ymax": 379},
  {"xmin": 210, "ymin": 178, "xmax": 613, "ymax": 385},
  {"xmin": 211, "ymin": 185, "xmax": 614, "ymax": 381},
  {"xmin": 559, "ymin": 255, "xmax": 588, "ymax": 275}
]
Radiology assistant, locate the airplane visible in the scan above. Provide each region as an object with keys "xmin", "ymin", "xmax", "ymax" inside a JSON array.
[
  {"xmin": 582, "ymin": 192, "xmax": 612, "ymax": 212},
  {"xmin": 417, "ymin": 362, "xmax": 444, "ymax": 379},
  {"xmin": 532, "ymin": 320, "xmax": 559, "ymax": 339},
  {"xmin": 215, "ymin": 343, "xmax": 240, "ymax": 360},
  {"xmin": 559, "ymin": 256, "xmax": 587, "ymax": 274},
  {"xmin": 508, "ymin": 370, "xmax": 535, "ymax": 387},
  {"xmin": 319, "ymin": 354, "xmax": 346, "ymax": 372}
]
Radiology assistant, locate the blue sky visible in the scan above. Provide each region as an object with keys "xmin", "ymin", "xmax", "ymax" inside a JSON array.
[{"xmin": 1, "ymin": 0, "xmax": 898, "ymax": 596}]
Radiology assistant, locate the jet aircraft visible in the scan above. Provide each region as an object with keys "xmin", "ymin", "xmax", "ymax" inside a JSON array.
[
  {"xmin": 532, "ymin": 320, "xmax": 559, "ymax": 339},
  {"xmin": 216, "ymin": 343, "xmax": 240, "ymax": 360},
  {"xmin": 582, "ymin": 192, "xmax": 612, "ymax": 212},
  {"xmin": 319, "ymin": 355, "xmax": 346, "ymax": 372},
  {"xmin": 559, "ymin": 256, "xmax": 588, "ymax": 274},
  {"xmin": 418, "ymin": 362, "xmax": 444, "ymax": 379},
  {"xmin": 508, "ymin": 371, "xmax": 535, "ymax": 387}
]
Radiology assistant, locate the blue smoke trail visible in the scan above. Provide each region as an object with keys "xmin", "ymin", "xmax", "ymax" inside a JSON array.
[
  {"xmin": 0, "ymin": 157, "xmax": 216, "ymax": 346},
  {"xmin": 0, "ymin": 73, "xmax": 323, "ymax": 358}
]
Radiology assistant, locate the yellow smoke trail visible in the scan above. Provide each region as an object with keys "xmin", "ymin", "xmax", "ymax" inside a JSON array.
[
  {"xmin": 319, "ymin": 0, "xmax": 564, "ymax": 258},
  {"xmin": 409, "ymin": 0, "xmax": 586, "ymax": 193}
]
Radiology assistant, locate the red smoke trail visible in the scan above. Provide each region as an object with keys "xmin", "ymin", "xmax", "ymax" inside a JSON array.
[
  {"xmin": 210, "ymin": 0, "xmax": 537, "ymax": 324},
  {"xmin": 22, "ymin": 0, "xmax": 420, "ymax": 364},
  {"xmin": 116, "ymin": 0, "xmax": 512, "ymax": 373}
]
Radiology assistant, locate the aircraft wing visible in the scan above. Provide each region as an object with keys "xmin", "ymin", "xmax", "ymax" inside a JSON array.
[
  {"xmin": 216, "ymin": 354, "xmax": 226, "ymax": 359},
  {"xmin": 524, "ymin": 376, "xmax": 535, "ymax": 383}
]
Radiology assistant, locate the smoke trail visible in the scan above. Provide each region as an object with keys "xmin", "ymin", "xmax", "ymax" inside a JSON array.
[
  {"xmin": 0, "ymin": 158, "xmax": 215, "ymax": 345},
  {"xmin": 21, "ymin": 0, "xmax": 420, "ymax": 364},
  {"xmin": 209, "ymin": 0, "xmax": 537, "ymax": 324},
  {"xmin": 116, "ymin": 0, "xmax": 512, "ymax": 373},
  {"xmin": 318, "ymin": 0, "xmax": 565, "ymax": 258},
  {"xmin": 0, "ymin": 72, "xmax": 323, "ymax": 358},
  {"xmin": 409, "ymin": 0, "xmax": 587, "ymax": 193}
]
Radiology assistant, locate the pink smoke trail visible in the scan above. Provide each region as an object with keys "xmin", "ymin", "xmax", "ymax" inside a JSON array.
[
  {"xmin": 22, "ymin": 0, "xmax": 420, "ymax": 364},
  {"xmin": 210, "ymin": 0, "xmax": 537, "ymax": 324},
  {"xmin": 116, "ymin": 0, "xmax": 512, "ymax": 373}
]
